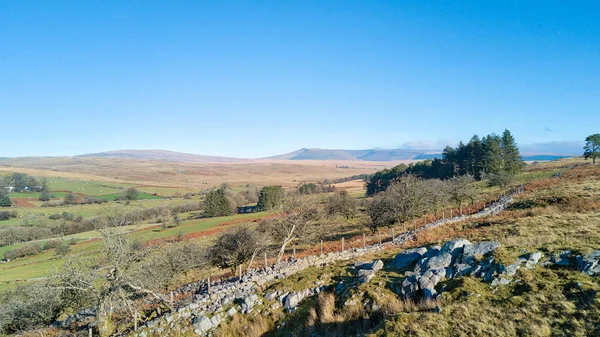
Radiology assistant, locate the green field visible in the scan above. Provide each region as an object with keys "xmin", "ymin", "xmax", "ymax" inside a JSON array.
[{"xmin": 0, "ymin": 211, "xmax": 272, "ymax": 290}]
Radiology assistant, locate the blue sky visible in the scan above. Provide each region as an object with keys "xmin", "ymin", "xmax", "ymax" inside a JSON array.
[{"xmin": 1, "ymin": 1, "xmax": 598, "ymax": 157}]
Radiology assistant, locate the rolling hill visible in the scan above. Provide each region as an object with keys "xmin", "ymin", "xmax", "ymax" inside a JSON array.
[{"xmin": 78, "ymin": 150, "xmax": 247, "ymax": 163}]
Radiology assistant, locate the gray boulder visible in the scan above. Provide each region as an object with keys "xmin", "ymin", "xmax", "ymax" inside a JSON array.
[
  {"xmin": 577, "ymin": 250, "xmax": 600, "ymax": 275},
  {"xmin": 226, "ymin": 307, "xmax": 237, "ymax": 317},
  {"xmin": 440, "ymin": 238, "xmax": 471, "ymax": 255},
  {"xmin": 264, "ymin": 291, "xmax": 278, "ymax": 301},
  {"xmin": 354, "ymin": 261, "xmax": 372, "ymax": 269},
  {"xmin": 284, "ymin": 292, "xmax": 303, "ymax": 311},
  {"xmin": 425, "ymin": 253, "xmax": 453, "ymax": 271},
  {"xmin": 546, "ymin": 251, "xmax": 572, "ymax": 267},
  {"xmin": 519, "ymin": 252, "xmax": 543, "ymax": 269},
  {"xmin": 192, "ymin": 315, "xmax": 215, "ymax": 335},
  {"xmin": 370, "ymin": 259, "xmax": 384, "ymax": 271},
  {"xmin": 461, "ymin": 241, "xmax": 501, "ymax": 264},
  {"xmin": 390, "ymin": 247, "xmax": 428, "ymax": 269},
  {"xmin": 425, "ymin": 245, "xmax": 441, "ymax": 258},
  {"xmin": 400, "ymin": 275, "xmax": 419, "ymax": 299}
]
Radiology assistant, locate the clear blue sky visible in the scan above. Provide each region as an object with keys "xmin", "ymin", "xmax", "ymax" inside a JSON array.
[{"xmin": 1, "ymin": 1, "xmax": 598, "ymax": 157}]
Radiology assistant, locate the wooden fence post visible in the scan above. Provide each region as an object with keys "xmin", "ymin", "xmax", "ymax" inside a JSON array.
[
  {"xmin": 264, "ymin": 253, "xmax": 268, "ymax": 270},
  {"xmin": 378, "ymin": 230, "xmax": 382, "ymax": 246},
  {"xmin": 207, "ymin": 277, "xmax": 211, "ymax": 293},
  {"xmin": 293, "ymin": 245, "xmax": 296, "ymax": 258},
  {"xmin": 363, "ymin": 233, "xmax": 366, "ymax": 248},
  {"xmin": 320, "ymin": 240, "xmax": 323, "ymax": 255},
  {"xmin": 89, "ymin": 327, "xmax": 93, "ymax": 337},
  {"xmin": 341, "ymin": 237, "xmax": 344, "ymax": 251},
  {"xmin": 392, "ymin": 228, "xmax": 395, "ymax": 241}
]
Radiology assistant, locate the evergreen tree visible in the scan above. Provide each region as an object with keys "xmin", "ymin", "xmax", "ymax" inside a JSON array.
[
  {"xmin": 204, "ymin": 188, "xmax": 235, "ymax": 217},
  {"xmin": 257, "ymin": 186, "xmax": 285, "ymax": 210},
  {"xmin": 584, "ymin": 134, "xmax": 600, "ymax": 164},
  {"xmin": 0, "ymin": 191, "xmax": 10, "ymax": 207},
  {"xmin": 501, "ymin": 129, "xmax": 522, "ymax": 174},
  {"xmin": 482, "ymin": 134, "xmax": 504, "ymax": 174},
  {"xmin": 466, "ymin": 135, "xmax": 485, "ymax": 179}
]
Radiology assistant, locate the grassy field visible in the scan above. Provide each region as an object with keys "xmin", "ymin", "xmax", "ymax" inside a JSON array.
[
  {"xmin": 0, "ymin": 157, "xmax": 399, "ymax": 188},
  {"xmin": 0, "ymin": 211, "xmax": 273, "ymax": 290}
]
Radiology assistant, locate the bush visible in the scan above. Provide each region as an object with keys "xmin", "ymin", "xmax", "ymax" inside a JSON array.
[
  {"xmin": 325, "ymin": 190, "xmax": 357, "ymax": 219},
  {"xmin": 44, "ymin": 239, "xmax": 63, "ymax": 250},
  {"xmin": 0, "ymin": 282, "xmax": 65, "ymax": 334},
  {"xmin": 4, "ymin": 243, "xmax": 44, "ymax": 260},
  {"xmin": 0, "ymin": 211, "xmax": 17, "ymax": 221},
  {"xmin": 49, "ymin": 213, "xmax": 62, "ymax": 220},
  {"xmin": 55, "ymin": 242, "xmax": 71, "ymax": 256},
  {"xmin": 208, "ymin": 226, "xmax": 263, "ymax": 273},
  {"xmin": 487, "ymin": 172, "xmax": 515, "ymax": 188}
]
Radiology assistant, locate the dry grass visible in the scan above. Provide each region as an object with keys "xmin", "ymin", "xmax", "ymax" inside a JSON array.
[{"xmin": 0, "ymin": 157, "xmax": 401, "ymax": 188}]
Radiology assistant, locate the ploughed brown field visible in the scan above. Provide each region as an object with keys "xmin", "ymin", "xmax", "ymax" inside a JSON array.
[{"xmin": 0, "ymin": 157, "xmax": 412, "ymax": 188}]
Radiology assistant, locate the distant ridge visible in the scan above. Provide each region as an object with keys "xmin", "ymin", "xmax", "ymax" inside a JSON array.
[
  {"xmin": 264, "ymin": 148, "xmax": 435, "ymax": 161},
  {"xmin": 73, "ymin": 145, "xmax": 580, "ymax": 164},
  {"xmin": 78, "ymin": 150, "xmax": 247, "ymax": 163}
]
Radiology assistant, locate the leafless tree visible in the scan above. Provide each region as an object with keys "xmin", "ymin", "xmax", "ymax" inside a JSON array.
[
  {"xmin": 325, "ymin": 190, "xmax": 358, "ymax": 220},
  {"xmin": 447, "ymin": 175, "xmax": 478, "ymax": 211},
  {"xmin": 258, "ymin": 193, "xmax": 322, "ymax": 263}
]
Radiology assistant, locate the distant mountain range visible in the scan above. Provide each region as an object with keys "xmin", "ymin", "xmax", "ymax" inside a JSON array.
[
  {"xmin": 78, "ymin": 146, "xmax": 579, "ymax": 163},
  {"xmin": 78, "ymin": 150, "xmax": 247, "ymax": 163}
]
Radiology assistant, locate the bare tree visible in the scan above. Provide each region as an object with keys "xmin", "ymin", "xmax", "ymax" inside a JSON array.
[
  {"xmin": 325, "ymin": 190, "xmax": 357, "ymax": 220},
  {"xmin": 447, "ymin": 175, "xmax": 478, "ymax": 211},
  {"xmin": 366, "ymin": 175, "xmax": 444, "ymax": 231},
  {"xmin": 258, "ymin": 193, "xmax": 322, "ymax": 263},
  {"xmin": 54, "ymin": 227, "xmax": 172, "ymax": 336}
]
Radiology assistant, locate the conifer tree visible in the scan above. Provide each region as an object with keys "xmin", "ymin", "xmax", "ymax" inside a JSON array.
[
  {"xmin": 584, "ymin": 134, "xmax": 600, "ymax": 164},
  {"xmin": 482, "ymin": 134, "xmax": 504, "ymax": 174},
  {"xmin": 501, "ymin": 129, "xmax": 522, "ymax": 174}
]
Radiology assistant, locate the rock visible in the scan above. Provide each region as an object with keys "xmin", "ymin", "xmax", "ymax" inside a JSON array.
[
  {"xmin": 546, "ymin": 251, "xmax": 572, "ymax": 267},
  {"xmin": 390, "ymin": 247, "xmax": 427, "ymax": 269},
  {"xmin": 422, "ymin": 287, "xmax": 437, "ymax": 301},
  {"xmin": 401, "ymin": 275, "xmax": 419, "ymax": 299},
  {"xmin": 359, "ymin": 273, "xmax": 375, "ymax": 283},
  {"xmin": 226, "ymin": 307, "xmax": 237, "ymax": 317},
  {"xmin": 577, "ymin": 250, "xmax": 600, "ymax": 275},
  {"xmin": 357, "ymin": 269, "xmax": 376, "ymax": 277},
  {"xmin": 284, "ymin": 292, "xmax": 303, "ymax": 311},
  {"xmin": 453, "ymin": 264, "xmax": 475, "ymax": 278},
  {"xmin": 264, "ymin": 291, "xmax": 278, "ymax": 301},
  {"xmin": 440, "ymin": 238, "xmax": 471, "ymax": 256},
  {"xmin": 425, "ymin": 253, "xmax": 453, "ymax": 271},
  {"xmin": 370, "ymin": 259, "xmax": 384, "ymax": 271},
  {"xmin": 425, "ymin": 245, "xmax": 441, "ymax": 258},
  {"xmin": 461, "ymin": 241, "xmax": 501, "ymax": 264},
  {"xmin": 354, "ymin": 261, "xmax": 371, "ymax": 269},
  {"xmin": 192, "ymin": 315, "xmax": 214, "ymax": 335},
  {"xmin": 503, "ymin": 263, "xmax": 520, "ymax": 277}
]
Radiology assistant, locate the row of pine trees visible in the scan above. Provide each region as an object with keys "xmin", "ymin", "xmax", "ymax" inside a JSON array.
[
  {"xmin": 366, "ymin": 129, "xmax": 523, "ymax": 195},
  {"xmin": 442, "ymin": 129, "xmax": 523, "ymax": 180}
]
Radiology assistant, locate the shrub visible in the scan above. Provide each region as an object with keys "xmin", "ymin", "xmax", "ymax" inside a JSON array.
[
  {"xmin": 44, "ymin": 239, "xmax": 63, "ymax": 250},
  {"xmin": 0, "ymin": 281, "xmax": 65, "ymax": 334},
  {"xmin": 55, "ymin": 242, "xmax": 71, "ymax": 256},
  {"xmin": 208, "ymin": 226, "xmax": 263, "ymax": 273},
  {"xmin": 0, "ymin": 211, "xmax": 17, "ymax": 221},
  {"xmin": 4, "ymin": 243, "xmax": 44, "ymax": 260}
]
